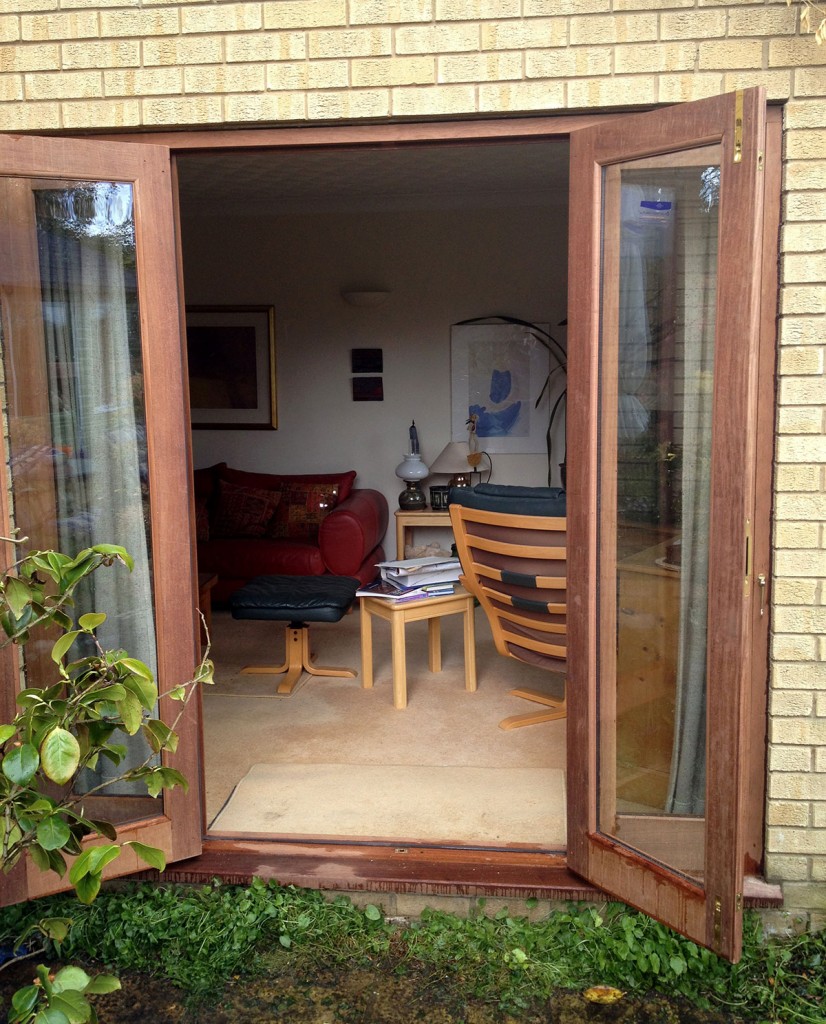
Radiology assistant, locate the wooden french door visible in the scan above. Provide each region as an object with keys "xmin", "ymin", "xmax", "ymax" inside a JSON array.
[
  {"xmin": 566, "ymin": 89, "xmax": 772, "ymax": 960},
  {"xmin": 0, "ymin": 133, "xmax": 202, "ymax": 905}
]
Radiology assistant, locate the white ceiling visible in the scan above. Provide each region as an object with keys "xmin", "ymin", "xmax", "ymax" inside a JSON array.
[{"xmin": 176, "ymin": 139, "xmax": 570, "ymax": 215}]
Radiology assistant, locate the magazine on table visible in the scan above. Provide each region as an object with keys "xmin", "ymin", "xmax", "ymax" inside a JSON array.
[
  {"xmin": 355, "ymin": 578, "xmax": 455, "ymax": 602},
  {"xmin": 376, "ymin": 555, "xmax": 461, "ymax": 588}
]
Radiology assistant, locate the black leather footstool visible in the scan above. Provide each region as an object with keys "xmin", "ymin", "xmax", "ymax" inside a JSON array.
[{"xmin": 230, "ymin": 575, "xmax": 360, "ymax": 695}]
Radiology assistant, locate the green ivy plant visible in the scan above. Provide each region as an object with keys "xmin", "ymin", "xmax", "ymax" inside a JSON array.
[{"xmin": 0, "ymin": 538, "xmax": 212, "ymax": 1023}]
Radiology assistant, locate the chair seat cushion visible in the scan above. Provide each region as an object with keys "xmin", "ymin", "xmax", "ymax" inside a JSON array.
[
  {"xmin": 449, "ymin": 483, "xmax": 566, "ymax": 516},
  {"xmin": 230, "ymin": 575, "xmax": 359, "ymax": 623}
]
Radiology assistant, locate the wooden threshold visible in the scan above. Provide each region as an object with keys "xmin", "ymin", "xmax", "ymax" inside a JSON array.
[{"xmin": 154, "ymin": 838, "xmax": 782, "ymax": 908}]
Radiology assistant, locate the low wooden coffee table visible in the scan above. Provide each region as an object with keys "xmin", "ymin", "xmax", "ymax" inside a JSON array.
[{"xmin": 359, "ymin": 586, "xmax": 476, "ymax": 709}]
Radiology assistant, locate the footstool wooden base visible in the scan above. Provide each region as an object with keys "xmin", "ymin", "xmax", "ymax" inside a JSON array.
[{"xmin": 230, "ymin": 575, "xmax": 360, "ymax": 696}]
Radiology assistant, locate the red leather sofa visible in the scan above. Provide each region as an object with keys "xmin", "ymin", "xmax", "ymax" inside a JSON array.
[{"xmin": 194, "ymin": 463, "xmax": 388, "ymax": 602}]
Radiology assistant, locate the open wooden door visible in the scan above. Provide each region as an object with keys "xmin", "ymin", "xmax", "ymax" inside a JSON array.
[
  {"xmin": 566, "ymin": 90, "xmax": 769, "ymax": 960},
  {"xmin": 0, "ymin": 133, "xmax": 202, "ymax": 905}
]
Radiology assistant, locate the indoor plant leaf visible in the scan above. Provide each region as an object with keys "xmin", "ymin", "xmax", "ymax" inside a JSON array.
[{"xmin": 40, "ymin": 727, "xmax": 81, "ymax": 785}]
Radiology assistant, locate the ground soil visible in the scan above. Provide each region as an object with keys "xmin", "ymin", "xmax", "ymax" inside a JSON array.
[{"xmin": 1, "ymin": 956, "xmax": 739, "ymax": 1023}]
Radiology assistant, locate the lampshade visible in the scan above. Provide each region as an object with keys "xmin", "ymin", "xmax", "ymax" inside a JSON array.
[{"xmin": 430, "ymin": 441, "xmax": 478, "ymax": 475}]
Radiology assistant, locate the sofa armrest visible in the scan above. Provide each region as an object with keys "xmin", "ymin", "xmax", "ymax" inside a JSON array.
[{"xmin": 319, "ymin": 488, "xmax": 389, "ymax": 576}]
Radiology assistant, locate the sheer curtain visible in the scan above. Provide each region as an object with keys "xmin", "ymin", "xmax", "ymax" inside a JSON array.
[{"xmin": 35, "ymin": 184, "xmax": 157, "ymax": 790}]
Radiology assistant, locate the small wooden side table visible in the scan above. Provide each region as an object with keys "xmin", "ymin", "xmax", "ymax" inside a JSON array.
[
  {"xmin": 394, "ymin": 508, "xmax": 452, "ymax": 559},
  {"xmin": 359, "ymin": 587, "xmax": 476, "ymax": 709}
]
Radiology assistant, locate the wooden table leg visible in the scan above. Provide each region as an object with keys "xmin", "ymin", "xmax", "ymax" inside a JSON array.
[
  {"xmin": 360, "ymin": 602, "xmax": 373, "ymax": 689},
  {"xmin": 463, "ymin": 600, "xmax": 477, "ymax": 692},
  {"xmin": 390, "ymin": 610, "xmax": 408, "ymax": 709},
  {"xmin": 427, "ymin": 617, "xmax": 441, "ymax": 673}
]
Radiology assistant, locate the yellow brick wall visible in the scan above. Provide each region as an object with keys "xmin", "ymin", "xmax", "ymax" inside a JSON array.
[{"xmin": 1, "ymin": 0, "xmax": 824, "ymax": 926}]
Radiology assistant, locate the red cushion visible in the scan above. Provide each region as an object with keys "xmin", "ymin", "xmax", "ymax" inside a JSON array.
[
  {"xmin": 266, "ymin": 481, "xmax": 339, "ymax": 540},
  {"xmin": 193, "ymin": 462, "xmax": 226, "ymax": 500},
  {"xmin": 212, "ymin": 479, "xmax": 282, "ymax": 538},
  {"xmin": 220, "ymin": 466, "xmax": 356, "ymax": 503}
]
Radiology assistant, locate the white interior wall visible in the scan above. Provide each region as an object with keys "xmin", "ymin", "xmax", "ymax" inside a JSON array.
[{"xmin": 181, "ymin": 199, "xmax": 568, "ymax": 553}]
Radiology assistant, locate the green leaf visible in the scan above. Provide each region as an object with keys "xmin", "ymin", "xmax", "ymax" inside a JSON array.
[
  {"xmin": 41, "ymin": 727, "xmax": 81, "ymax": 785},
  {"xmin": 121, "ymin": 673, "xmax": 158, "ymax": 710},
  {"xmin": 141, "ymin": 719, "xmax": 177, "ymax": 754},
  {"xmin": 119, "ymin": 657, "xmax": 154, "ymax": 682},
  {"xmin": 51, "ymin": 631, "xmax": 81, "ymax": 665},
  {"xmin": 78, "ymin": 612, "xmax": 106, "ymax": 631},
  {"xmin": 83, "ymin": 976, "xmax": 121, "ymax": 995},
  {"xmin": 0, "ymin": 722, "xmax": 16, "ymax": 745},
  {"xmin": 4, "ymin": 576, "xmax": 32, "ymax": 618},
  {"xmin": 74, "ymin": 871, "xmax": 102, "ymax": 905},
  {"xmin": 39, "ymin": 917, "xmax": 71, "ymax": 942},
  {"xmin": 116, "ymin": 690, "xmax": 143, "ymax": 735},
  {"xmin": 30, "ymin": 843, "xmax": 52, "ymax": 872},
  {"xmin": 46, "ymin": 991, "xmax": 89, "ymax": 1024},
  {"xmin": 53, "ymin": 966, "xmax": 92, "ymax": 994},
  {"xmin": 90, "ymin": 544, "xmax": 133, "ymax": 571},
  {"xmin": 69, "ymin": 844, "xmax": 121, "ymax": 885},
  {"xmin": 85, "ymin": 684, "xmax": 127, "ymax": 703},
  {"xmin": 364, "ymin": 904, "xmax": 382, "ymax": 921},
  {"xmin": 3, "ymin": 742, "xmax": 40, "ymax": 784},
  {"xmin": 126, "ymin": 841, "xmax": 166, "ymax": 872},
  {"xmin": 37, "ymin": 815, "xmax": 72, "ymax": 851},
  {"xmin": 169, "ymin": 685, "xmax": 187, "ymax": 701},
  {"xmin": 11, "ymin": 984, "xmax": 40, "ymax": 1016},
  {"xmin": 33, "ymin": 1007, "xmax": 70, "ymax": 1024}
]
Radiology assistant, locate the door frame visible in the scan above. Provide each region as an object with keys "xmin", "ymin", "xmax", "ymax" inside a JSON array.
[{"xmin": 79, "ymin": 107, "xmax": 781, "ymax": 917}]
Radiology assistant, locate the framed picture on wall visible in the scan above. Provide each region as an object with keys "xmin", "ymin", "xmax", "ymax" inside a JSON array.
[
  {"xmin": 450, "ymin": 323, "xmax": 550, "ymax": 453},
  {"xmin": 186, "ymin": 306, "xmax": 277, "ymax": 429}
]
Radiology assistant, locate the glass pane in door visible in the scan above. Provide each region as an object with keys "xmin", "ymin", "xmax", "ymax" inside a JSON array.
[
  {"xmin": 598, "ymin": 147, "xmax": 721, "ymax": 882},
  {"xmin": 0, "ymin": 178, "xmax": 158, "ymax": 817}
]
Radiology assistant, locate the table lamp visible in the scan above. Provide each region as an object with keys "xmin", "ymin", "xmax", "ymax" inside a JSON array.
[
  {"xmin": 429, "ymin": 440, "xmax": 483, "ymax": 488},
  {"xmin": 395, "ymin": 420, "xmax": 429, "ymax": 509}
]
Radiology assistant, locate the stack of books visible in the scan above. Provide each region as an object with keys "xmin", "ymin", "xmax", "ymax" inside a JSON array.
[{"xmin": 356, "ymin": 556, "xmax": 462, "ymax": 602}]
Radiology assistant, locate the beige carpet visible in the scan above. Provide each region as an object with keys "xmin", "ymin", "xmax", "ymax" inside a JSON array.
[
  {"xmin": 203, "ymin": 607, "xmax": 567, "ymax": 846},
  {"xmin": 210, "ymin": 763, "xmax": 566, "ymax": 847}
]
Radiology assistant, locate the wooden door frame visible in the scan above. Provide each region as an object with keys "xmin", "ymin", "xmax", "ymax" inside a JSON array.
[{"xmin": 77, "ymin": 108, "xmax": 781, "ymax": 904}]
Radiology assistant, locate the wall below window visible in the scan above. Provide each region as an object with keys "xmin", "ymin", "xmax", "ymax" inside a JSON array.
[{"xmin": 180, "ymin": 196, "xmax": 569, "ymax": 549}]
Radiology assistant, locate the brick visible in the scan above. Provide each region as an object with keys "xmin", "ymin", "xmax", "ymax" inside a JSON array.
[
  {"xmin": 224, "ymin": 91, "xmax": 307, "ymax": 122},
  {"xmin": 784, "ymin": 193, "xmax": 826, "ymax": 221},
  {"xmin": 263, "ymin": 0, "xmax": 347, "ymax": 30},
  {"xmin": 773, "ymin": 577, "xmax": 821, "ymax": 603},
  {"xmin": 308, "ymin": 28, "xmax": 392, "ymax": 59},
  {"xmin": 785, "ymin": 101, "xmax": 826, "ymax": 129},
  {"xmin": 774, "ymin": 521, "xmax": 822, "ymax": 550},
  {"xmin": 769, "ymin": 744, "xmax": 813, "ymax": 772},
  {"xmin": 785, "ymin": 161, "xmax": 826, "ymax": 190},
  {"xmin": 771, "ymin": 718, "xmax": 826, "ymax": 746},
  {"xmin": 777, "ymin": 406, "xmax": 824, "ymax": 435},
  {"xmin": 658, "ymin": 73, "xmax": 724, "ymax": 103},
  {"xmin": 774, "ymin": 550, "xmax": 826, "ymax": 578},
  {"xmin": 814, "ymin": 804, "xmax": 826, "ymax": 828},
  {"xmin": 767, "ymin": 828, "xmax": 826, "ymax": 856},
  {"xmin": 769, "ymin": 772, "xmax": 826, "ymax": 800},
  {"xmin": 226, "ymin": 33, "xmax": 306, "ymax": 63},
  {"xmin": 395, "ymin": 23, "xmax": 479, "ymax": 54},
  {"xmin": 570, "ymin": 14, "xmax": 657, "ymax": 45},
  {"xmin": 779, "ymin": 317, "xmax": 826, "ymax": 347},
  {"xmin": 785, "ymin": 129, "xmax": 826, "ymax": 161},
  {"xmin": 767, "ymin": 801, "xmax": 811, "ymax": 826},
  {"xmin": 481, "ymin": 19, "xmax": 567, "ymax": 51},
  {"xmin": 526, "ymin": 0, "xmax": 610, "ymax": 12},
  {"xmin": 784, "ymin": 253, "xmax": 826, "ymax": 285},
  {"xmin": 0, "ymin": 0, "xmax": 54, "ymax": 12},
  {"xmin": 61, "ymin": 98, "xmax": 140, "ymax": 130},
  {"xmin": 722, "ymin": 69, "xmax": 792, "ymax": 100},
  {"xmin": 439, "ymin": 52, "xmax": 522, "ymax": 84},
  {"xmin": 436, "ymin": 0, "xmax": 520, "ymax": 18},
  {"xmin": 778, "ymin": 377, "xmax": 826, "ymax": 406},
  {"xmin": 267, "ymin": 61, "xmax": 349, "ymax": 92},
  {"xmin": 352, "ymin": 56, "xmax": 434, "ymax": 87},
  {"xmin": 350, "ymin": 0, "xmax": 433, "ymax": 24},
  {"xmin": 182, "ymin": 4, "xmax": 263, "ymax": 34},
  {"xmin": 771, "ymin": 38, "xmax": 826, "ymax": 69},
  {"xmin": 761, "ymin": 854, "xmax": 811, "ymax": 881},
  {"xmin": 62, "ymin": 40, "xmax": 140, "ymax": 70},
  {"xmin": 25, "ymin": 70, "xmax": 101, "ymax": 101},
  {"xmin": 796, "ymin": 68, "xmax": 826, "ymax": 98},
  {"xmin": 778, "ymin": 347, "xmax": 825, "ymax": 377},
  {"xmin": 21, "ymin": 12, "xmax": 98, "ymax": 41},
  {"xmin": 662, "ymin": 10, "xmax": 727, "ymax": 39},
  {"xmin": 392, "ymin": 83, "xmax": 476, "ymax": 116},
  {"xmin": 479, "ymin": 80, "xmax": 566, "ymax": 113},
  {"xmin": 728, "ymin": 7, "xmax": 797, "ymax": 37},
  {"xmin": 776, "ymin": 881, "xmax": 826, "ymax": 908},
  {"xmin": 104, "ymin": 68, "xmax": 182, "ymax": 97},
  {"xmin": 817, "ymin": 747, "xmax": 826, "ymax": 771},
  {"xmin": 770, "ymin": 689, "xmax": 815, "ymax": 715},
  {"xmin": 100, "ymin": 10, "xmax": 179, "ymax": 38},
  {"xmin": 614, "ymin": 43, "xmax": 697, "ymax": 74},
  {"xmin": 774, "ymin": 662, "xmax": 826, "ymax": 690},
  {"xmin": 0, "ymin": 101, "xmax": 62, "ymax": 133},
  {"xmin": 568, "ymin": 76, "xmax": 657, "ymax": 109},
  {"xmin": 698, "ymin": 40, "xmax": 762, "ymax": 70},
  {"xmin": 771, "ymin": 634, "xmax": 818, "ymax": 662},
  {"xmin": 308, "ymin": 88, "xmax": 391, "ymax": 120},
  {"xmin": 184, "ymin": 65, "xmax": 265, "ymax": 94},
  {"xmin": 0, "ymin": 17, "xmax": 21, "ymax": 43},
  {"xmin": 144, "ymin": 37, "xmax": 223, "ymax": 67},
  {"xmin": 0, "ymin": 43, "xmax": 60, "ymax": 74},
  {"xmin": 142, "ymin": 95, "xmax": 223, "ymax": 126},
  {"xmin": 526, "ymin": 47, "xmax": 612, "ymax": 79},
  {"xmin": 0, "ymin": 75, "xmax": 23, "ymax": 102}
]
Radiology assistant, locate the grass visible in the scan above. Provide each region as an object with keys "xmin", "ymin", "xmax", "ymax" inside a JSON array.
[{"xmin": 1, "ymin": 879, "xmax": 823, "ymax": 1022}]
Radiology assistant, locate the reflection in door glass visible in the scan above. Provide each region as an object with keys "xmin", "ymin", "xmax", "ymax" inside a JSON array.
[
  {"xmin": 599, "ymin": 154, "xmax": 720, "ymax": 882},
  {"xmin": 1, "ymin": 180, "xmax": 157, "ymax": 812}
]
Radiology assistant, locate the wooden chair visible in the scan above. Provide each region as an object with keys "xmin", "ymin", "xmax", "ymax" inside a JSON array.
[{"xmin": 449, "ymin": 491, "xmax": 567, "ymax": 730}]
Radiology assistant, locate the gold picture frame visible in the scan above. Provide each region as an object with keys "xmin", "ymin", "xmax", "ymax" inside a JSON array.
[{"xmin": 186, "ymin": 305, "xmax": 277, "ymax": 429}]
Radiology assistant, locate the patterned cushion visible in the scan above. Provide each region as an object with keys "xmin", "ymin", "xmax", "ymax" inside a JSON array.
[
  {"xmin": 266, "ymin": 481, "xmax": 339, "ymax": 540},
  {"xmin": 212, "ymin": 479, "xmax": 281, "ymax": 539}
]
